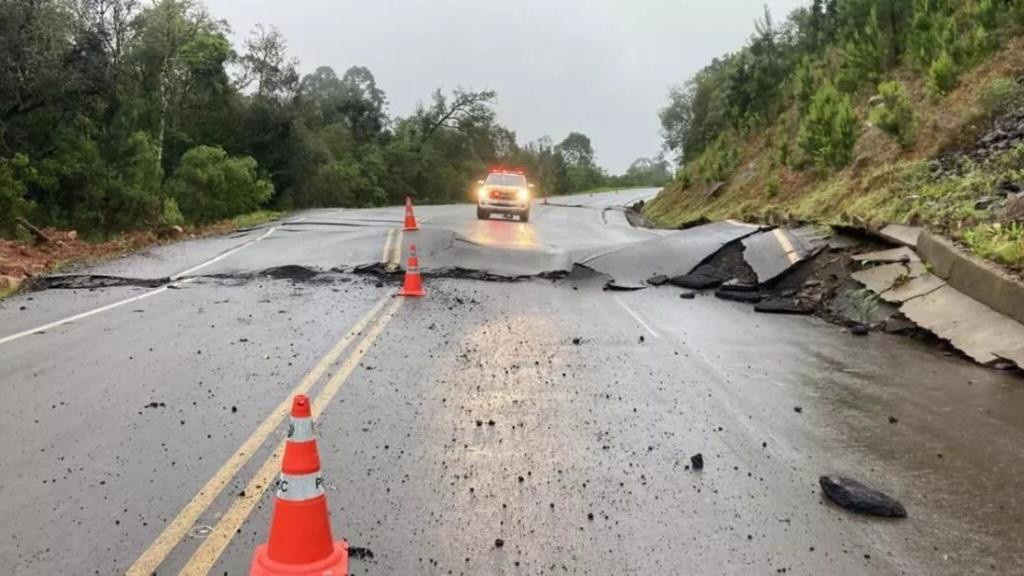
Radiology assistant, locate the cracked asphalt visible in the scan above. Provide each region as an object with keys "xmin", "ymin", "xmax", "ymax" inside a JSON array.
[{"xmin": 1, "ymin": 189, "xmax": 1023, "ymax": 575}]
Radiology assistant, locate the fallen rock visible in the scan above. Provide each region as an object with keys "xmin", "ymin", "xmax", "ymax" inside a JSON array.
[
  {"xmin": 819, "ymin": 476, "xmax": 907, "ymax": 518},
  {"xmin": 690, "ymin": 453, "xmax": 704, "ymax": 470},
  {"xmin": 754, "ymin": 298, "xmax": 815, "ymax": 315},
  {"xmin": 679, "ymin": 292, "xmax": 696, "ymax": 300},
  {"xmin": 1006, "ymin": 193, "xmax": 1024, "ymax": 222},
  {"xmin": 850, "ymin": 324, "xmax": 871, "ymax": 336}
]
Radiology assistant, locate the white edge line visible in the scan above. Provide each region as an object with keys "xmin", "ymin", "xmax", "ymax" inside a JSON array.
[
  {"xmin": 614, "ymin": 296, "xmax": 660, "ymax": 339},
  {"xmin": 0, "ymin": 280, "xmax": 195, "ymax": 346},
  {"xmin": 171, "ymin": 227, "xmax": 276, "ymax": 280},
  {"xmin": 1, "ymin": 227, "xmax": 275, "ymax": 346}
]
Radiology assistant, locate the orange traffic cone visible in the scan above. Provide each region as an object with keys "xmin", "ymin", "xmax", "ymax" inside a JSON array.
[
  {"xmin": 250, "ymin": 395, "xmax": 349, "ymax": 576},
  {"xmin": 398, "ymin": 244, "xmax": 426, "ymax": 297},
  {"xmin": 403, "ymin": 196, "xmax": 419, "ymax": 231}
]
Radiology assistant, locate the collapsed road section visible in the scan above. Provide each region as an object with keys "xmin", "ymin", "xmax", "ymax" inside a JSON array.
[{"xmin": 20, "ymin": 195, "xmax": 1024, "ymax": 374}]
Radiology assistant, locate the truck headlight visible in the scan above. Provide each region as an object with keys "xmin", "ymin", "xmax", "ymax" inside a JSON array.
[
  {"xmin": 517, "ymin": 188, "xmax": 530, "ymax": 202},
  {"xmin": 478, "ymin": 188, "xmax": 487, "ymax": 201}
]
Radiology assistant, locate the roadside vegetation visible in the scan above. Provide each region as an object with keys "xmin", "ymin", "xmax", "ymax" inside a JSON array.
[
  {"xmin": 0, "ymin": 0, "xmax": 670, "ymax": 245},
  {"xmin": 649, "ymin": 0, "xmax": 1024, "ymax": 271}
]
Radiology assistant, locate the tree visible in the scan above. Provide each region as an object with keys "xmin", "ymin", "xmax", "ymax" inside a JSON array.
[
  {"xmin": 0, "ymin": 155, "xmax": 34, "ymax": 236},
  {"xmin": 838, "ymin": 6, "xmax": 885, "ymax": 91},
  {"xmin": 168, "ymin": 145, "xmax": 273, "ymax": 223},
  {"xmin": 557, "ymin": 132, "xmax": 595, "ymax": 167},
  {"xmin": 238, "ymin": 25, "xmax": 299, "ymax": 101},
  {"xmin": 797, "ymin": 82, "xmax": 858, "ymax": 169},
  {"xmin": 132, "ymin": 0, "xmax": 231, "ymax": 166},
  {"xmin": 659, "ymin": 58, "xmax": 731, "ymax": 163},
  {"xmin": 870, "ymin": 80, "xmax": 915, "ymax": 147},
  {"xmin": 417, "ymin": 88, "xmax": 497, "ymax": 144}
]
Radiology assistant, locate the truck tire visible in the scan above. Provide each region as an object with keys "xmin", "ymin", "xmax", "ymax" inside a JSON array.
[
  {"xmin": 477, "ymin": 206, "xmax": 489, "ymax": 220},
  {"xmin": 520, "ymin": 210, "xmax": 530, "ymax": 223}
]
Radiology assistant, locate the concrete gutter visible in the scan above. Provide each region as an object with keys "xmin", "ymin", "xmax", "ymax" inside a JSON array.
[{"xmin": 916, "ymin": 232, "xmax": 1024, "ymax": 325}]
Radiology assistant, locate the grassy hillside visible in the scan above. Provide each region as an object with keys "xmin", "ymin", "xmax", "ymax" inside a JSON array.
[{"xmin": 647, "ymin": 2, "xmax": 1024, "ymax": 272}]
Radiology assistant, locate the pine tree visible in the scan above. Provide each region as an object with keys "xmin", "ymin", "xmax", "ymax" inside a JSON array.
[
  {"xmin": 797, "ymin": 82, "xmax": 858, "ymax": 169},
  {"xmin": 839, "ymin": 7, "xmax": 885, "ymax": 91}
]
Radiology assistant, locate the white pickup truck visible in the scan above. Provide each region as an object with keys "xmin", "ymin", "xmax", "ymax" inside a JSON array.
[{"xmin": 476, "ymin": 169, "xmax": 534, "ymax": 222}]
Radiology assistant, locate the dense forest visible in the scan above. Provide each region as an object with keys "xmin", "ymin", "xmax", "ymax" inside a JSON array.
[
  {"xmin": 660, "ymin": 0, "xmax": 1024, "ymax": 180},
  {"xmin": 0, "ymin": 0, "xmax": 670, "ymax": 239}
]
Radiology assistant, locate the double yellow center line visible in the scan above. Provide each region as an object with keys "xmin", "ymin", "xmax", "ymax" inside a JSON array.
[
  {"xmin": 126, "ymin": 293, "xmax": 403, "ymax": 576},
  {"xmin": 381, "ymin": 228, "xmax": 404, "ymax": 271}
]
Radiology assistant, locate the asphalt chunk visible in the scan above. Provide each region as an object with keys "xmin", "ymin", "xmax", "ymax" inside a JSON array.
[
  {"xmin": 820, "ymin": 476, "xmax": 907, "ymax": 518},
  {"xmin": 690, "ymin": 453, "xmax": 704, "ymax": 470}
]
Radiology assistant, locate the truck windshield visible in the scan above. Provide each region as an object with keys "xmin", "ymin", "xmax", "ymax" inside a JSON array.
[{"xmin": 485, "ymin": 173, "xmax": 527, "ymax": 187}]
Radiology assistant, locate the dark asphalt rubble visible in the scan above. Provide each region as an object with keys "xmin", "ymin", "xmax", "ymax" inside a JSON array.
[
  {"xmin": 820, "ymin": 476, "xmax": 908, "ymax": 518},
  {"xmin": 646, "ymin": 226, "xmax": 941, "ymax": 340}
]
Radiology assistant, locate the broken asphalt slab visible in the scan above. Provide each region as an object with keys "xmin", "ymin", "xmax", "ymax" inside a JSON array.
[
  {"xmin": 581, "ymin": 221, "xmax": 763, "ymax": 285},
  {"xmin": 741, "ymin": 226, "xmax": 829, "ymax": 285}
]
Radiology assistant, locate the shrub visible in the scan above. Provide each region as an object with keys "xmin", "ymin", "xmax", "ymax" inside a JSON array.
[
  {"xmin": 927, "ymin": 51, "xmax": 959, "ymax": 96},
  {"xmin": 978, "ymin": 77, "xmax": 1023, "ymax": 118},
  {"xmin": 766, "ymin": 174, "xmax": 781, "ymax": 198},
  {"xmin": 870, "ymin": 81, "xmax": 916, "ymax": 148},
  {"xmin": 162, "ymin": 198, "xmax": 185, "ymax": 228},
  {"xmin": 797, "ymin": 82, "xmax": 858, "ymax": 170},
  {"xmin": 168, "ymin": 146, "xmax": 273, "ymax": 224},
  {"xmin": 0, "ymin": 155, "xmax": 35, "ymax": 238},
  {"xmin": 675, "ymin": 168, "xmax": 693, "ymax": 190},
  {"xmin": 690, "ymin": 133, "xmax": 740, "ymax": 185}
]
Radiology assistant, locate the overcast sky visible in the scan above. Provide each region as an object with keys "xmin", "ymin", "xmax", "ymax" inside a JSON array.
[{"xmin": 203, "ymin": 0, "xmax": 808, "ymax": 173}]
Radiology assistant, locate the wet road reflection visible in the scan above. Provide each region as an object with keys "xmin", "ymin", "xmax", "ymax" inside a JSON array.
[{"xmin": 463, "ymin": 217, "xmax": 540, "ymax": 250}]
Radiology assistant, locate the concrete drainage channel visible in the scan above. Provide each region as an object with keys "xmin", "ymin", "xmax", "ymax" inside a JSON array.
[{"xmin": 638, "ymin": 221, "xmax": 1024, "ymax": 374}]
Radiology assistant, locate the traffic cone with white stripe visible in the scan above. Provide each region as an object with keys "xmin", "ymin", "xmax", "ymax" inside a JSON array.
[
  {"xmin": 250, "ymin": 395, "xmax": 348, "ymax": 576},
  {"xmin": 398, "ymin": 244, "xmax": 426, "ymax": 297},
  {"xmin": 402, "ymin": 196, "xmax": 419, "ymax": 231}
]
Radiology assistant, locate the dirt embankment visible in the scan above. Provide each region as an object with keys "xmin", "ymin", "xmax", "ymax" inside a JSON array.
[
  {"xmin": 0, "ymin": 219, "xmax": 265, "ymax": 296},
  {"xmin": 645, "ymin": 38, "xmax": 1024, "ymax": 271}
]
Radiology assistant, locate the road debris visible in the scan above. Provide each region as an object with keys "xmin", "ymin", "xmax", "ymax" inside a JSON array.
[
  {"xmin": 690, "ymin": 453, "xmax": 704, "ymax": 470},
  {"xmin": 819, "ymin": 476, "xmax": 907, "ymax": 518},
  {"xmin": 850, "ymin": 324, "xmax": 871, "ymax": 336}
]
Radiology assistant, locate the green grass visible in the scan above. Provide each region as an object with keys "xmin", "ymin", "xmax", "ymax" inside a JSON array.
[
  {"xmin": 0, "ymin": 283, "xmax": 20, "ymax": 301},
  {"xmin": 963, "ymin": 222, "xmax": 1024, "ymax": 271},
  {"xmin": 229, "ymin": 210, "xmax": 283, "ymax": 229}
]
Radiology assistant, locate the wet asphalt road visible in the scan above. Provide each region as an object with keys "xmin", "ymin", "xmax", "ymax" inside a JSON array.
[{"xmin": 2, "ymin": 189, "xmax": 1024, "ymax": 575}]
